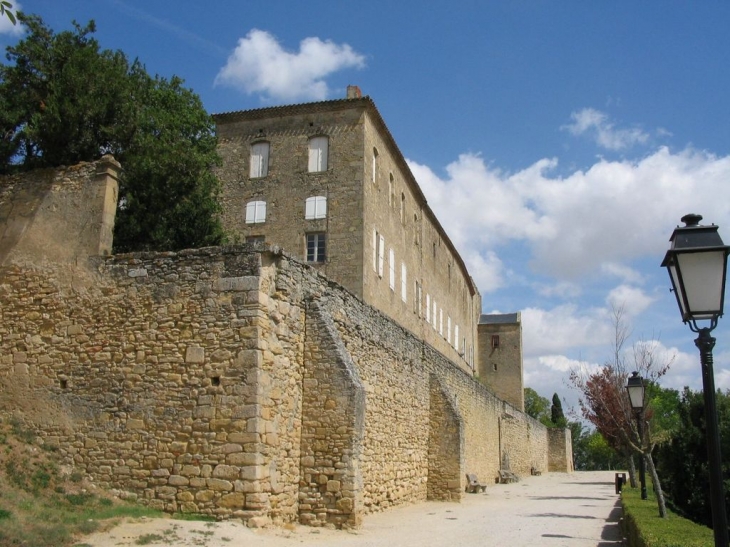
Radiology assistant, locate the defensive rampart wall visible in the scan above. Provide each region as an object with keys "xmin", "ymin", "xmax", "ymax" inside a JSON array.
[{"xmin": 0, "ymin": 160, "xmax": 571, "ymax": 529}]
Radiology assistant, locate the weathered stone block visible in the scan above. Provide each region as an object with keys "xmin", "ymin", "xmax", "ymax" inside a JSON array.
[
  {"xmin": 185, "ymin": 346, "xmax": 205, "ymax": 364},
  {"xmin": 212, "ymin": 465, "xmax": 239, "ymax": 480}
]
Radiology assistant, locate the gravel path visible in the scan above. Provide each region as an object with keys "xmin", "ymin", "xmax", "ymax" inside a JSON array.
[{"xmin": 80, "ymin": 471, "xmax": 623, "ymax": 547}]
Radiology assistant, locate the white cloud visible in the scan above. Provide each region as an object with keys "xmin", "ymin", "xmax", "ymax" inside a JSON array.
[
  {"xmin": 606, "ymin": 285, "xmax": 655, "ymax": 317},
  {"xmin": 521, "ymin": 305, "xmax": 612, "ymax": 357},
  {"xmin": 535, "ymin": 281, "xmax": 582, "ymax": 299},
  {"xmin": 601, "ymin": 262, "xmax": 645, "ymax": 284},
  {"xmin": 461, "ymin": 250, "xmax": 505, "ymax": 293},
  {"xmin": 215, "ymin": 29, "xmax": 365, "ymax": 102},
  {"xmin": 409, "ymin": 146, "xmax": 730, "ymax": 282},
  {"xmin": 0, "ymin": 1, "xmax": 24, "ymax": 37},
  {"xmin": 562, "ymin": 108, "xmax": 650, "ymax": 150}
]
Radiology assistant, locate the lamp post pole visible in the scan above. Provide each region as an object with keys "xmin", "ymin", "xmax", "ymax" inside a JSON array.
[
  {"xmin": 636, "ymin": 412, "xmax": 647, "ymax": 500},
  {"xmin": 662, "ymin": 214, "xmax": 730, "ymax": 547},
  {"xmin": 696, "ymin": 327, "xmax": 728, "ymax": 547}
]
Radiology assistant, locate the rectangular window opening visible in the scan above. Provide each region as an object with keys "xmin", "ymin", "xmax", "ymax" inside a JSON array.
[{"xmin": 306, "ymin": 233, "xmax": 326, "ymax": 263}]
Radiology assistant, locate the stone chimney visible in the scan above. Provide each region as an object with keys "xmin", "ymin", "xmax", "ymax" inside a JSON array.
[{"xmin": 346, "ymin": 85, "xmax": 362, "ymax": 99}]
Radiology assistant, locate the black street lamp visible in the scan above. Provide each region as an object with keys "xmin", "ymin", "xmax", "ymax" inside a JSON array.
[
  {"xmin": 626, "ymin": 371, "xmax": 647, "ymax": 500},
  {"xmin": 662, "ymin": 213, "xmax": 730, "ymax": 547}
]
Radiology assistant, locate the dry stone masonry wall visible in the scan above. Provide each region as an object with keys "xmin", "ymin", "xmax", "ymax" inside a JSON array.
[{"xmin": 1, "ymin": 159, "xmax": 571, "ymax": 529}]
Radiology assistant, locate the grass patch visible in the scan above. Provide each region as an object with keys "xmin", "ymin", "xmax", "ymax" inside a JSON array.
[
  {"xmin": 621, "ymin": 484, "xmax": 715, "ymax": 547},
  {"xmin": 135, "ymin": 533, "xmax": 165, "ymax": 545},
  {"xmin": 173, "ymin": 512, "xmax": 217, "ymax": 522},
  {"xmin": 0, "ymin": 416, "xmax": 164, "ymax": 546}
]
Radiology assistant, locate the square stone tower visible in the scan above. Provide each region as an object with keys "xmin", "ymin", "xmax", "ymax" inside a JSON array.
[{"xmin": 477, "ymin": 313, "xmax": 524, "ymax": 410}]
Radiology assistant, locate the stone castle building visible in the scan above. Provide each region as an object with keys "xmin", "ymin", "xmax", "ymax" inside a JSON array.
[
  {"xmin": 214, "ymin": 86, "xmax": 480, "ymax": 377},
  {"xmin": 0, "ymin": 90, "xmax": 572, "ymax": 529}
]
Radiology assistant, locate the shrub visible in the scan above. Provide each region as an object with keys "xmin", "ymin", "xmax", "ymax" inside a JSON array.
[{"xmin": 621, "ymin": 485, "xmax": 714, "ymax": 546}]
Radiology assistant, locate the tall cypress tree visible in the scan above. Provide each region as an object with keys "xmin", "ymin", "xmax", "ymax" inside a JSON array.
[{"xmin": 551, "ymin": 393, "xmax": 567, "ymax": 427}]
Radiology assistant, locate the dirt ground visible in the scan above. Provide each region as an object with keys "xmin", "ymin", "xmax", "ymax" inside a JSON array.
[{"xmin": 78, "ymin": 471, "xmax": 623, "ymax": 547}]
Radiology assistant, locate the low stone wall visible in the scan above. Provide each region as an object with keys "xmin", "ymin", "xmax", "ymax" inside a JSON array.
[
  {"xmin": 0, "ymin": 156, "xmax": 119, "ymax": 266},
  {"xmin": 0, "ymin": 245, "xmax": 572, "ymax": 528}
]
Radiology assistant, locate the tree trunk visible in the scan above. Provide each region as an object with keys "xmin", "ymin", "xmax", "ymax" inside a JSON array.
[
  {"xmin": 627, "ymin": 455, "xmax": 637, "ymax": 488},
  {"xmin": 644, "ymin": 451, "xmax": 667, "ymax": 518}
]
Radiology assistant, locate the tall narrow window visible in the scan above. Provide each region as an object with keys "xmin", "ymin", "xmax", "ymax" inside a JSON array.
[
  {"xmin": 306, "ymin": 233, "xmax": 326, "ymax": 262},
  {"xmin": 432, "ymin": 301, "xmax": 437, "ymax": 330},
  {"xmin": 250, "ymin": 142, "xmax": 269, "ymax": 178},
  {"xmin": 388, "ymin": 249, "xmax": 395, "ymax": 290},
  {"xmin": 388, "ymin": 174, "xmax": 394, "ymax": 207},
  {"xmin": 400, "ymin": 193, "xmax": 406, "ymax": 224},
  {"xmin": 454, "ymin": 326, "xmax": 459, "ymax": 351},
  {"xmin": 372, "ymin": 148, "xmax": 378, "ymax": 184},
  {"xmin": 245, "ymin": 200, "xmax": 266, "ymax": 224},
  {"xmin": 415, "ymin": 281, "xmax": 422, "ymax": 316},
  {"xmin": 305, "ymin": 196, "xmax": 327, "ymax": 219},
  {"xmin": 447, "ymin": 316, "xmax": 451, "ymax": 343},
  {"xmin": 426, "ymin": 294, "xmax": 431, "ymax": 322},
  {"xmin": 308, "ymin": 136, "xmax": 328, "ymax": 172},
  {"xmin": 492, "ymin": 335, "xmax": 500, "ymax": 348},
  {"xmin": 378, "ymin": 235, "xmax": 385, "ymax": 278},
  {"xmin": 372, "ymin": 229, "xmax": 378, "ymax": 272},
  {"xmin": 401, "ymin": 263, "xmax": 407, "ymax": 302},
  {"xmin": 439, "ymin": 309, "xmax": 443, "ymax": 336}
]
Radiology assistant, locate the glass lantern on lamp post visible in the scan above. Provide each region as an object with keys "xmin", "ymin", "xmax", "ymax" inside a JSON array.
[
  {"xmin": 662, "ymin": 213, "xmax": 730, "ymax": 547},
  {"xmin": 626, "ymin": 371, "xmax": 647, "ymax": 500}
]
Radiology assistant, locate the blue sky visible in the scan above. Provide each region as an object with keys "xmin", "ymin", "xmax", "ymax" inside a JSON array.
[{"xmin": 3, "ymin": 1, "xmax": 730, "ymax": 415}]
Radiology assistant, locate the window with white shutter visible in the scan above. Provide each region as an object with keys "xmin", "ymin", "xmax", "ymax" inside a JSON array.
[
  {"xmin": 401, "ymin": 263, "xmax": 407, "ymax": 302},
  {"xmin": 378, "ymin": 235, "xmax": 385, "ymax": 278},
  {"xmin": 389, "ymin": 249, "xmax": 395, "ymax": 290},
  {"xmin": 372, "ymin": 230, "xmax": 378, "ymax": 272},
  {"xmin": 305, "ymin": 196, "xmax": 327, "ymax": 219},
  {"xmin": 245, "ymin": 200, "xmax": 266, "ymax": 224}
]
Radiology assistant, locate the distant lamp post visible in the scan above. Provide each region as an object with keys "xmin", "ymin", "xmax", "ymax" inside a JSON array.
[
  {"xmin": 662, "ymin": 213, "xmax": 730, "ymax": 547},
  {"xmin": 626, "ymin": 371, "xmax": 647, "ymax": 500}
]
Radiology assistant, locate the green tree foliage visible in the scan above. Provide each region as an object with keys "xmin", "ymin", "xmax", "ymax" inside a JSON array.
[
  {"xmin": 569, "ymin": 422, "xmax": 622, "ymax": 470},
  {"xmin": 655, "ymin": 388, "xmax": 730, "ymax": 528},
  {"xmin": 551, "ymin": 393, "xmax": 567, "ymax": 428},
  {"xmin": 0, "ymin": 2, "xmax": 16, "ymax": 25},
  {"xmin": 0, "ymin": 14, "xmax": 225, "ymax": 252},
  {"xmin": 524, "ymin": 388, "xmax": 554, "ymax": 427}
]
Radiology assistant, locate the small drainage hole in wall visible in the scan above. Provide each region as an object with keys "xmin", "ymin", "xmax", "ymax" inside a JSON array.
[
  {"xmin": 60, "ymin": 379, "xmax": 68, "ymax": 389},
  {"xmin": 212, "ymin": 376, "xmax": 220, "ymax": 386}
]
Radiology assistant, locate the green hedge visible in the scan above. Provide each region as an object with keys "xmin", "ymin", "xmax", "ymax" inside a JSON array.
[{"xmin": 621, "ymin": 485, "xmax": 714, "ymax": 547}]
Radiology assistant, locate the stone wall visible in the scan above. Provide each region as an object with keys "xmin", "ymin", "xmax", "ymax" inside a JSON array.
[
  {"xmin": 0, "ymin": 156, "xmax": 120, "ymax": 267},
  {"xmin": 1, "ymin": 241, "xmax": 572, "ymax": 528},
  {"xmin": 548, "ymin": 427, "xmax": 574, "ymax": 472},
  {"xmin": 215, "ymin": 102, "xmax": 366, "ymax": 298}
]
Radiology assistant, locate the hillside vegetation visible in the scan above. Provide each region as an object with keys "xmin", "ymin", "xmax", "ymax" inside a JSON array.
[{"xmin": 0, "ymin": 415, "xmax": 160, "ymax": 547}]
